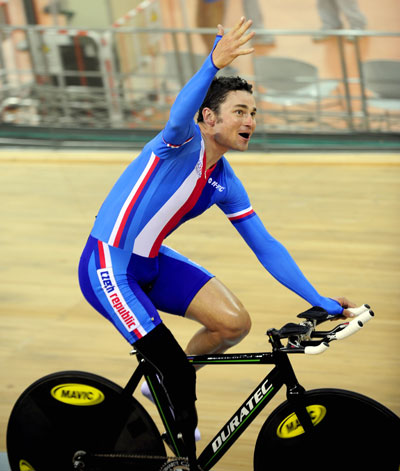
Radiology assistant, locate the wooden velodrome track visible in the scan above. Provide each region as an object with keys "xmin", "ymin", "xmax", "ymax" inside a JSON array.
[{"xmin": 0, "ymin": 148, "xmax": 399, "ymax": 470}]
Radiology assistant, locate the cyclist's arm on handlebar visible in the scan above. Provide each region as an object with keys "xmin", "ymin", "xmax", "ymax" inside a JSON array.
[{"xmin": 231, "ymin": 214, "xmax": 350, "ymax": 316}]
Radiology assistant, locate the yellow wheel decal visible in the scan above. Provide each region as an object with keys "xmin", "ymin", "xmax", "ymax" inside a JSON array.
[
  {"xmin": 50, "ymin": 383, "xmax": 105, "ymax": 406},
  {"xmin": 277, "ymin": 405, "xmax": 327, "ymax": 438},
  {"xmin": 19, "ymin": 460, "xmax": 36, "ymax": 471}
]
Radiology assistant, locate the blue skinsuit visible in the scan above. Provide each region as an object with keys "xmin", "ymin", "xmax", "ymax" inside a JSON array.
[{"xmin": 79, "ymin": 35, "xmax": 342, "ymax": 344}]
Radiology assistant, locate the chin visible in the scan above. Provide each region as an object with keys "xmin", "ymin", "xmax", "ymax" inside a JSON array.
[{"xmin": 236, "ymin": 142, "xmax": 249, "ymax": 151}]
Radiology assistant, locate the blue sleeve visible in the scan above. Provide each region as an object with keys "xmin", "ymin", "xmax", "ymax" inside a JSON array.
[
  {"xmin": 162, "ymin": 36, "xmax": 221, "ymax": 148},
  {"xmin": 231, "ymin": 214, "xmax": 343, "ymax": 315},
  {"xmin": 217, "ymin": 157, "xmax": 253, "ymax": 217}
]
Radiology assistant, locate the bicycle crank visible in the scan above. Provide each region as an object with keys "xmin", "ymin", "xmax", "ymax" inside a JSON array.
[{"xmin": 160, "ymin": 457, "xmax": 190, "ymax": 470}]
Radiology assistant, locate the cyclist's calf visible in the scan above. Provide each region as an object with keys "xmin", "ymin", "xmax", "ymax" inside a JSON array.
[{"xmin": 135, "ymin": 323, "xmax": 198, "ymax": 462}]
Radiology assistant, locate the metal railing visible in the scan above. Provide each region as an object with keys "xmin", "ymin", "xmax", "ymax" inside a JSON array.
[{"xmin": 1, "ymin": 24, "xmax": 399, "ymax": 135}]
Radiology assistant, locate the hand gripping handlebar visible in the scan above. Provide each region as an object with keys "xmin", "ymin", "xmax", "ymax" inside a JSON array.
[{"xmin": 304, "ymin": 304, "xmax": 374, "ymax": 355}]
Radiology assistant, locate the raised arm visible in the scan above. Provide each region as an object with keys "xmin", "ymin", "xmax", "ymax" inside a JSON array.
[{"xmin": 163, "ymin": 17, "xmax": 255, "ymax": 147}]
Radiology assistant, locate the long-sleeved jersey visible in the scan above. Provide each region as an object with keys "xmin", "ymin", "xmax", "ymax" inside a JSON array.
[{"xmin": 89, "ymin": 36, "xmax": 342, "ymax": 315}]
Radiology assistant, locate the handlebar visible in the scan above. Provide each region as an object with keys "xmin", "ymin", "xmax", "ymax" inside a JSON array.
[
  {"xmin": 268, "ymin": 304, "xmax": 374, "ymax": 355},
  {"xmin": 334, "ymin": 309, "xmax": 374, "ymax": 340}
]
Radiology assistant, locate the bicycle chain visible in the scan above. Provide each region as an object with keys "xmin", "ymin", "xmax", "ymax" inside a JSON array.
[{"xmin": 89, "ymin": 452, "xmax": 190, "ymax": 470}]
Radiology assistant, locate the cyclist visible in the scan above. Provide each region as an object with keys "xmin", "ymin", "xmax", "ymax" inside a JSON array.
[{"xmin": 79, "ymin": 17, "xmax": 356, "ymax": 470}]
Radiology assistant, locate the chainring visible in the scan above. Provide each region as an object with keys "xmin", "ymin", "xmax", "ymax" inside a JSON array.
[{"xmin": 159, "ymin": 457, "xmax": 190, "ymax": 470}]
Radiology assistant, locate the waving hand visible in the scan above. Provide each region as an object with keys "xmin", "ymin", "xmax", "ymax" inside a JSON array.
[{"xmin": 212, "ymin": 17, "xmax": 255, "ymax": 69}]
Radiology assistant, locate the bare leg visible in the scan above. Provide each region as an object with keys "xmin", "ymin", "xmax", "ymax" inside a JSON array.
[
  {"xmin": 196, "ymin": 0, "xmax": 225, "ymax": 52},
  {"xmin": 317, "ymin": 0, "xmax": 343, "ymax": 29},
  {"xmin": 242, "ymin": 0, "xmax": 275, "ymax": 45},
  {"xmin": 336, "ymin": 0, "xmax": 367, "ymax": 29},
  {"xmin": 184, "ymin": 277, "xmax": 251, "ymax": 357}
]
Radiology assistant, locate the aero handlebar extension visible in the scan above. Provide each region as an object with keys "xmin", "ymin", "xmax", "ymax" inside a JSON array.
[{"xmin": 271, "ymin": 304, "xmax": 374, "ymax": 355}]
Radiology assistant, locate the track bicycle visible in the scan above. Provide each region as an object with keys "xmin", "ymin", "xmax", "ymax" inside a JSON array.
[{"xmin": 7, "ymin": 304, "xmax": 400, "ymax": 471}]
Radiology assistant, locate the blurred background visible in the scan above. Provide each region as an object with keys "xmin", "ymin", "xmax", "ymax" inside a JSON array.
[
  {"xmin": 1, "ymin": 0, "xmax": 399, "ymax": 150},
  {"xmin": 1, "ymin": 2, "xmax": 399, "ymax": 470}
]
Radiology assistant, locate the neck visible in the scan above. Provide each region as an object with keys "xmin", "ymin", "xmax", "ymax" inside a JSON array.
[{"xmin": 199, "ymin": 122, "xmax": 227, "ymax": 169}]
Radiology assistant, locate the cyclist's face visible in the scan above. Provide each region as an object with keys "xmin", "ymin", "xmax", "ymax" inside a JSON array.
[{"xmin": 213, "ymin": 90, "xmax": 257, "ymax": 151}]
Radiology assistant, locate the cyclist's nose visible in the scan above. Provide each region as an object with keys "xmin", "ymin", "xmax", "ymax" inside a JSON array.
[
  {"xmin": 243, "ymin": 114, "xmax": 255, "ymax": 128},
  {"xmin": 244, "ymin": 114, "xmax": 252, "ymax": 126}
]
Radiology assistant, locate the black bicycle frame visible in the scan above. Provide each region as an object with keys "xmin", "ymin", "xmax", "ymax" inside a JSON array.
[{"xmin": 124, "ymin": 349, "xmax": 312, "ymax": 471}]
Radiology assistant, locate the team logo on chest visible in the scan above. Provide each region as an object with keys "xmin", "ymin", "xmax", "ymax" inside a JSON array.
[{"xmin": 208, "ymin": 177, "xmax": 225, "ymax": 192}]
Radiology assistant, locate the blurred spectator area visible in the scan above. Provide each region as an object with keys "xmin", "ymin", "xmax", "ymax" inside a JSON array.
[{"xmin": 1, "ymin": 0, "xmax": 400, "ymax": 137}]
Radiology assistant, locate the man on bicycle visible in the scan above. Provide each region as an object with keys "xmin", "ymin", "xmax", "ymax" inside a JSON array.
[{"xmin": 79, "ymin": 17, "xmax": 356, "ymax": 470}]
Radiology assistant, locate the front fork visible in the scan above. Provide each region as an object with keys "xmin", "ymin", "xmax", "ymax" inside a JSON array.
[{"xmin": 275, "ymin": 351, "xmax": 315, "ymax": 433}]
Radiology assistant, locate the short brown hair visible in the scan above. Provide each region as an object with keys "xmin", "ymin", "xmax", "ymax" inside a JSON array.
[{"xmin": 197, "ymin": 76, "xmax": 253, "ymax": 122}]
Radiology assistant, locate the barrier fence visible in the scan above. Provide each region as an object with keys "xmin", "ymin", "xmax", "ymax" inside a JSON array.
[{"xmin": 1, "ymin": 22, "xmax": 399, "ymax": 135}]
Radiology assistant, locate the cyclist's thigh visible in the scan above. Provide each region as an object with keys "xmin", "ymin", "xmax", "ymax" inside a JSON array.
[
  {"xmin": 149, "ymin": 245, "xmax": 248, "ymax": 331},
  {"xmin": 146, "ymin": 245, "xmax": 214, "ymax": 316},
  {"xmin": 79, "ymin": 235, "xmax": 162, "ymax": 344},
  {"xmin": 185, "ymin": 276, "xmax": 249, "ymax": 332}
]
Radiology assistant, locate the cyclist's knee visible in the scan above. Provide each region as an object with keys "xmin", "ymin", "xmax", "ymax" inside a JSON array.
[{"xmin": 219, "ymin": 306, "xmax": 251, "ymax": 346}]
